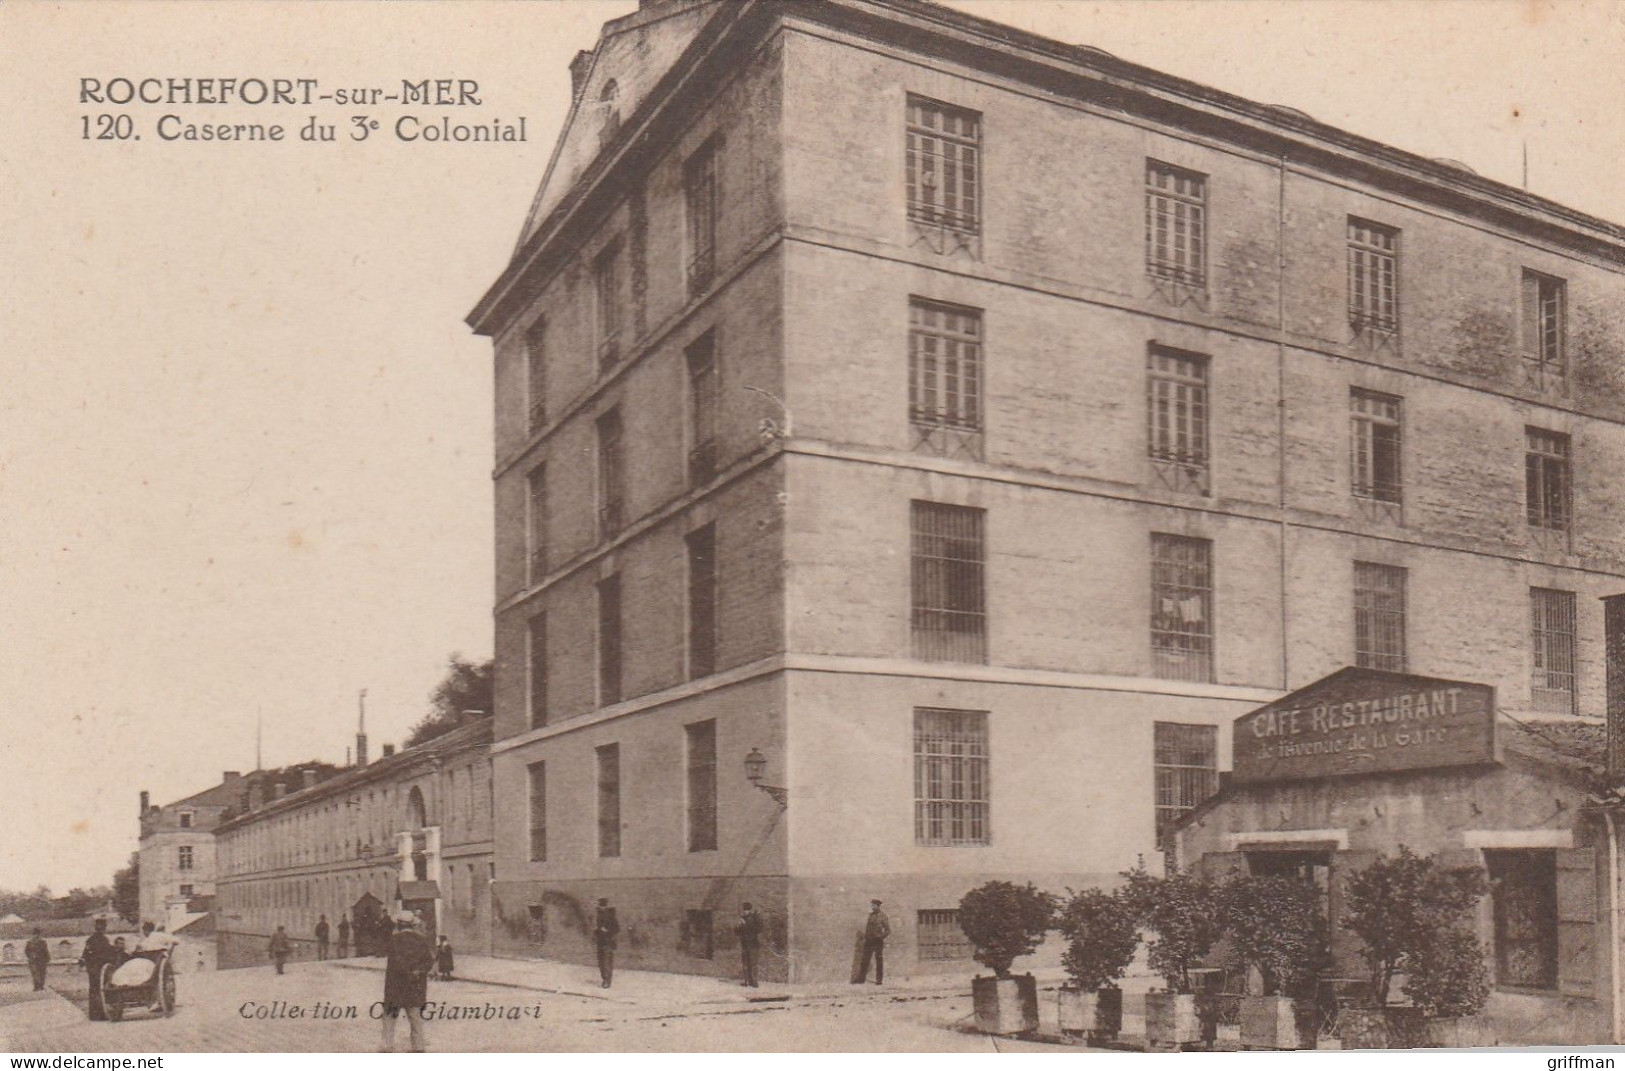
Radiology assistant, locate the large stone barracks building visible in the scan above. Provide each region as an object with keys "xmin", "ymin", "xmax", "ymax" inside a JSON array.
[{"xmin": 466, "ymin": 0, "xmax": 1625, "ymax": 984}]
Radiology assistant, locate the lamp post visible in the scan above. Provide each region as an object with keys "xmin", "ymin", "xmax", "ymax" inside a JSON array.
[{"xmin": 744, "ymin": 747, "xmax": 788, "ymax": 809}]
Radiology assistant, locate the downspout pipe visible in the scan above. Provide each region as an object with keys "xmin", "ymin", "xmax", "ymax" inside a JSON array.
[{"xmin": 1604, "ymin": 807, "xmax": 1622, "ymax": 1044}]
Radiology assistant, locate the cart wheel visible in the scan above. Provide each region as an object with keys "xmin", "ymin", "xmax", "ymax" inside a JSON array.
[
  {"xmin": 160, "ymin": 961, "xmax": 176, "ymax": 1016},
  {"xmin": 106, "ymin": 998, "xmax": 124, "ymax": 1022}
]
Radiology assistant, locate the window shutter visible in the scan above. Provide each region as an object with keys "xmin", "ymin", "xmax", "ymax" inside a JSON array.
[
  {"xmin": 1556, "ymin": 847, "xmax": 1596, "ymax": 997},
  {"xmin": 1522, "ymin": 273, "xmax": 1541, "ymax": 358},
  {"xmin": 1330, "ymin": 849, "xmax": 1381, "ymax": 976}
]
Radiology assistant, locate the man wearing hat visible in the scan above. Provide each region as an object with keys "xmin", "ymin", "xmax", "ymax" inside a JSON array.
[
  {"xmin": 24, "ymin": 927, "xmax": 50, "ymax": 991},
  {"xmin": 381, "ymin": 912, "xmax": 433, "ymax": 1052},
  {"xmin": 592, "ymin": 898, "xmax": 619, "ymax": 989},
  {"xmin": 79, "ymin": 918, "xmax": 113, "ymax": 1020},
  {"xmin": 735, "ymin": 902, "xmax": 762, "ymax": 988},
  {"xmin": 854, "ymin": 899, "xmax": 890, "ymax": 985}
]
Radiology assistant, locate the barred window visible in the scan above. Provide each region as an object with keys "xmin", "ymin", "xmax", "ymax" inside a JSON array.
[
  {"xmin": 1145, "ymin": 162, "xmax": 1206, "ymax": 287},
  {"xmin": 597, "ymin": 743, "xmax": 621, "ymax": 858},
  {"xmin": 913, "ymin": 708, "xmax": 990, "ymax": 846},
  {"xmin": 686, "ymin": 719, "xmax": 717, "ymax": 853},
  {"xmin": 1348, "ymin": 219, "xmax": 1399, "ymax": 334},
  {"xmin": 686, "ymin": 524, "xmax": 718, "ymax": 679},
  {"xmin": 524, "ymin": 320, "xmax": 547, "ymax": 433},
  {"xmin": 911, "ymin": 502, "xmax": 987, "ymax": 663},
  {"xmin": 685, "ymin": 140, "xmax": 718, "ymax": 297},
  {"xmin": 1150, "ymin": 534, "xmax": 1213, "ymax": 682},
  {"xmin": 918, "ymin": 909, "xmax": 973, "ymax": 961},
  {"xmin": 526, "ymin": 463, "xmax": 548, "ymax": 582},
  {"xmin": 1147, "ymin": 347, "xmax": 1209, "ymax": 495},
  {"xmin": 527, "ymin": 611, "xmax": 548, "ymax": 729},
  {"xmin": 909, "ymin": 300, "xmax": 982, "ymax": 433},
  {"xmin": 1522, "ymin": 271, "xmax": 1566, "ymax": 392},
  {"xmin": 1154, "ymin": 722, "xmax": 1218, "ymax": 846},
  {"xmin": 1350, "ymin": 389, "xmax": 1403, "ymax": 516},
  {"xmin": 1531, "ymin": 588, "xmax": 1577, "ymax": 714},
  {"xmin": 178, "ymin": 846, "xmax": 194, "ymax": 871},
  {"xmin": 686, "ymin": 332, "xmax": 719, "ymax": 485},
  {"xmin": 595, "ymin": 244, "xmax": 623, "ymax": 370},
  {"xmin": 1354, "ymin": 561, "xmax": 1407, "ymax": 672},
  {"xmin": 597, "ymin": 408, "xmax": 625, "ymax": 538},
  {"xmin": 906, "ymin": 96, "xmax": 980, "ymax": 235},
  {"xmin": 1526, "ymin": 428, "xmax": 1571, "ymax": 534},
  {"xmin": 597, "ymin": 574, "xmax": 622, "ymax": 707},
  {"xmin": 527, "ymin": 762, "xmax": 547, "ymax": 862}
]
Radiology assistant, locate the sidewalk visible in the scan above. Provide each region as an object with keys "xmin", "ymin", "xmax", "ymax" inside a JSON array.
[{"xmin": 0, "ymin": 988, "xmax": 94, "ymax": 1048}]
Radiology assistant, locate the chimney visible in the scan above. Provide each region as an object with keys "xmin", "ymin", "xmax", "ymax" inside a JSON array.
[
  {"xmin": 356, "ymin": 689, "xmax": 369, "ymax": 767},
  {"xmin": 382, "ymin": 743, "xmax": 396, "ymax": 759},
  {"xmin": 302, "ymin": 769, "xmax": 317, "ymax": 790},
  {"xmin": 461, "ymin": 709, "xmax": 486, "ymax": 727},
  {"xmin": 139, "ymin": 790, "xmax": 150, "ymax": 815},
  {"xmin": 247, "ymin": 781, "xmax": 264, "ymax": 810},
  {"xmin": 274, "ymin": 781, "xmax": 288, "ymax": 799},
  {"xmin": 569, "ymin": 49, "xmax": 595, "ymax": 101},
  {"xmin": 222, "ymin": 771, "xmax": 241, "ymax": 783}
]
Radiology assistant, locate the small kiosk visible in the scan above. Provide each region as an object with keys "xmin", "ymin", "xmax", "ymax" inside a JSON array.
[{"xmin": 1174, "ymin": 666, "xmax": 1622, "ymax": 1046}]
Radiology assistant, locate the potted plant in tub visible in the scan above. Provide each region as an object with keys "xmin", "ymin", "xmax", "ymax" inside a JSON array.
[
  {"xmin": 1055, "ymin": 886, "xmax": 1140, "ymax": 1042},
  {"xmin": 1122, "ymin": 862, "xmax": 1223, "ymax": 1050},
  {"xmin": 958, "ymin": 881, "xmax": 1055, "ymax": 1036},
  {"xmin": 1220, "ymin": 873, "xmax": 1329, "ymax": 1049},
  {"xmin": 1407, "ymin": 927, "xmax": 1494, "ymax": 1048}
]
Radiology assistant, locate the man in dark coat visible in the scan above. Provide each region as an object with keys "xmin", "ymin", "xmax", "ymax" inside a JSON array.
[
  {"xmin": 315, "ymin": 915, "xmax": 330, "ymax": 961},
  {"xmin": 854, "ymin": 899, "xmax": 890, "ymax": 985},
  {"xmin": 336, "ymin": 914, "xmax": 351, "ymax": 958},
  {"xmin": 79, "ymin": 918, "xmax": 113, "ymax": 1020},
  {"xmin": 268, "ymin": 926, "xmax": 292, "ymax": 974},
  {"xmin": 25, "ymin": 928, "xmax": 50, "ymax": 991},
  {"xmin": 381, "ymin": 914, "xmax": 433, "ymax": 1053},
  {"xmin": 735, "ymin": 903, "xmax": 762, "ymax": 988},
  {"xmin": 593, "ymin": 898, "xmax": 618, "ymax": 989}
]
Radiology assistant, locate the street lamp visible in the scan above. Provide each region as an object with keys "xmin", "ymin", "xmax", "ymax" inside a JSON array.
[{"xmin": 744, "ymin": 747, "xmax": 788, "ymax": 810}]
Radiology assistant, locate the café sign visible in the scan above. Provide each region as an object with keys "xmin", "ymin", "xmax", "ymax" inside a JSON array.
[{"xmin": 1232, "ymin": 666, "xmax": 1495, "ymax": 784}]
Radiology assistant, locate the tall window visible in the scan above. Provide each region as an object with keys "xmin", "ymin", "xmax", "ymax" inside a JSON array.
[
  {"xmin": 524, "ymin": 320, "xmax": 547, "ymax": 433},
  {"xmin": 178, "ymin": 846, "xmax": 194, "ymax": 871},
  {"xmin": 594, "ymin": 244, "xmax": 623, "ymax": 371},
  {"xmin": 1146, "ymin": 347, "xmax": 1209, "ymax": 495},
  {"xmin": 1347, "ymin": 218, "xmax": 1399, "ymax": 338},
  {"xmin": 527, "ymin": 762, "xmax": 547, "ymax": 862},
  {"xmin": 1354, "ymin": 561, "xmax": 1407, "ymax": 672},
  {"xmin": 1145, "ymin": 161, "xmax": 1206, "ymax": 289},
  {"xmin": 686, "ymin": 332, "xmax": 719, "ymax": 484},
  {"xmin": 1150, "ymin": 534, "xmax": 1213, "ymax": 682},
  {"xmin": 527, "ymin": 611, "xmax": 548, "ymax": 729},
  {"xmin": 1522, "ymin": 270, "xmax": 1566, "ymax": 391},
  {"xmin": 1526, "ymin": 428, "xmax": 1571, "ymax": 537},
  {"xmin": 597, "ymin": 574, "xmax": 622, "ymax": 706},
  {"xmin": 1486, "ymin": 849, "xmax": 1558, "ymax": 990},
  {"xmin": 686, "ymin": 719, "xmax": 718, "ymax": 852},
  {"xmin": 1531, "ymin": 587, "xmax": 1577, "ymax": 714},
  {"xmin": 597, "ymin": 408, "xmax": 625, "ymax": 537},
  {"xmin": 179, "ymin": 811, "xmax": 193, "ymax": 829},
  {"xmin": 910, "ymin": 502, "xmax": 987, "ymax": 663},
  {"xmin": 685, "ymin": 140, "xmax": 718, "ymax": 297},
  {"xmin": 913, "ymin": 708, "xmax": 989, "ymax": 846},
  {"xmin": 526, "ymin": 463, "xmax": 548, "ymax": 582},
  {"xmin": 909, "ymin": 299, "xmax": 983, "ymax": 459},
  {"xmin": 596, "ymin": 743, "xmax": 621, "ymax": 858},
  {"xmin": 905, "ymin": 96, "xmax": 980, "ymax": 236},
  {"xmin": 1350, "ymin": 389, "xmax": 1403, "ymax": 521},
  {"xmin": 686, "ymin": 524, "xmax": 718, "ymax": 679},
  {"xmin": 1154, "ymin": 722, "xmax": 1218, "ymax": 846}
]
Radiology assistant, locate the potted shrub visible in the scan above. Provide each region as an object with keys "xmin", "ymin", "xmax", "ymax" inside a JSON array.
[
  {"xmin": 1121, "ymin": 862, "xmax": 1223, "ymax": 1050},
  {"xmin": 1220, "ymin": 873, "xmax": 1328, "ymax": 1050},
  {"xmin": 1340, "ymin": 847, "xmax": 1488, "ymax": 1049},
  {"xmin": 958, "ymin": 881, "xmax": 1055, "ymax": 1036},
  {"xmin": 1406, "ymin": 927, "xmax": 1494, "ymax": 1048},
  {"xmin": 1055, "ymin": 886, "xmax": 1140, "ymax": 1042}
]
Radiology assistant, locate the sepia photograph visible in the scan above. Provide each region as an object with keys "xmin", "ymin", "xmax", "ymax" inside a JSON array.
[{"xmin": 4, "ymin": 0, "xmax": 1625, "ymax": 1057}]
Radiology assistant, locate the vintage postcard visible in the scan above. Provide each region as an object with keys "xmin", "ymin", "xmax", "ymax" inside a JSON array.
[{"xmin": 4, "ymin": 0, "xmax": 1625, "ymax": 1057}]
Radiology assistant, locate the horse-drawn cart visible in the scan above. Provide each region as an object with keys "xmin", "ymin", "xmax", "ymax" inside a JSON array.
[{"xmin": 101, "ymin": 948, "xmax": 176, "ymax": 1021}]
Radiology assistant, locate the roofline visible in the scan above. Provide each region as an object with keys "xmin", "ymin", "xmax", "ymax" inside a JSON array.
[{"xmin": 467, "ymin": 0, "xmax": 1625, "ymax": 338}]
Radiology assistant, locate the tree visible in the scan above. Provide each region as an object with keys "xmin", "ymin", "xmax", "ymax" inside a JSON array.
[
  {"xmin": 404, "ymin": 655, "xmax": 494, "ymax": 748},
  {"xmin": 111, "ymin": 853, "xmax": 140, "ymax": 924},
  {"xmin": 1120, "ymin": 861, "xmax": 1224, "ymax": 994},
  {"xmin": 958, "ymin": 881, "xmax": 1056, "ymax": 979},
  {"xmin": 1057, "ymin": 887, "xmax": 1141, "ymax": 991},
  {"xmin": 1219, "ymin": 873, "xmax": 1329, "ymax": 996},
  {"xmin": 1341, "ymin": 846, "xmax": 1487, "ymax": 1008}
]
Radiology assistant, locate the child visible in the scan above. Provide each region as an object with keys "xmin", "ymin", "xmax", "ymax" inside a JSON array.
[{"xmin": 435, "ymin": 935, "xmax": 454, "ymax": 982}]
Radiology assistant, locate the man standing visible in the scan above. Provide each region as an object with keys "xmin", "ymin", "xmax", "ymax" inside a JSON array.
[
  {"xmin": 315, "ymin": 914, "xmax": 330, "ymax": 961},
  {"xmin": 735, "ymin": 902, "xmax": 762, "ymax": 988},
  {"xmin": 268, "ymin": 925, "xmax": 291, "ymax": 975},
  {"xmin": 593, "ymin": 898, "xmax": 619, "ymax": 989},
  {"xmin": 80, "ymin": 918, "xmax": 112, "ymax": 1020},
  {"xmin": 336, "ymin": 914, "xmax": 351, "ymax": 959},
  {"xmin": 24, "ymin": 928, "xmax": 50, "ymax": 991},
  {"xmin": 854, "ymin": 899, "xmax": 890, "ymax": 985},
  {"xmin": 380, "ymin": 913, "xmax": 433, "ymax": 1053}
]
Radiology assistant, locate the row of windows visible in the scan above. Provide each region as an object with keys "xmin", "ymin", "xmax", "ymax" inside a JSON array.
[
  {"xmin": 526, "ymin": 720, "xmax": 718, "ymax": 862},
  {"xmin": 905, "ymin": 95, "xmax": 1571, "ymax": 388}
]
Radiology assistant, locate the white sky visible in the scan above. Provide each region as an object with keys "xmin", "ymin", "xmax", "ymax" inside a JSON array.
[{"xmin": 1, "ymin": 0, "xmax": 1622, "ymax": 893}]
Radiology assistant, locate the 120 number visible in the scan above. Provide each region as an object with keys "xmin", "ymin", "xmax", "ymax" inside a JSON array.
[{"xmin": 81, "ymin": 114, "xmax": 137, "ymax": 140}]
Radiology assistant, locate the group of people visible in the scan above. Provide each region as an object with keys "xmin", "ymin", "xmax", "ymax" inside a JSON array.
[
  {"xmin": 75, "ymin": 918, "xmax": 180, "ymax": 1021},
  {"xmin": 266, "ymin": 914, "xmax": 453, "ymax": 980}
]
